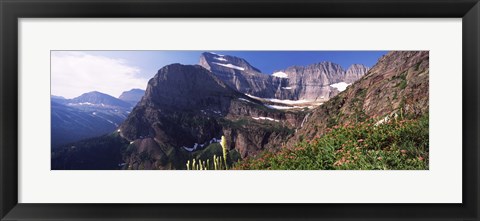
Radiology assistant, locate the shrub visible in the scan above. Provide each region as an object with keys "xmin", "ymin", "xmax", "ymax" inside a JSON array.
[{"xmin": 236, "ymin": 113, "xmax": 429, "ymax": 170}]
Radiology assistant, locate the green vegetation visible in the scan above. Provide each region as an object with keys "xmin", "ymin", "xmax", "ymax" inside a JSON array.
[
  {"xmin": 394, "ymin": 72, "xmax": 408, "ymax": 90},
  {"xmin": 235, "ymin": 113, "xmax": 429, "ymax": 170},
  {"xmin": 350, "ymin": 88, "xmax": 368, "ymax": 123},
  {"xmin": 51, "ymin": 132, "xmax": 129, "ymax": 170},
  {"xmin": 187, "ymin": 136, "xmax": 240, "ymax": 170},
  {"xmin": 218, "ymin": 118, "xmax": 248, "ymax": 129}
]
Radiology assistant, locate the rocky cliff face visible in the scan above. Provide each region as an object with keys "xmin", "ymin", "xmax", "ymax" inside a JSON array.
[
  {"xmin": 272, "ymin": 62, "xmax": 370, "ymax": 101},
  {"xmin": 118, "ymin": 64, "xmax": 305, "ymax": 169},
  {"xmin": 199, "ymin": 52, "xmax": 283, "ymax": 98},
  {"xmin": 345, "ymin": 64, "xmax": 370, "ymax": 83},
  {"xmin": 200, "ymin": 52, "xmax": 369, "ymax": 101},
  {"xmin": 287, "ymin": 51, "xmax": 429, "ymax": 147}
]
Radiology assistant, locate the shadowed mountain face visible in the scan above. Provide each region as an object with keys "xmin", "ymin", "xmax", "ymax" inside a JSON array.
[
  {"xmin": 119, "ymin": 64, "xmax": 240, "ymax": 148},
  {"xmin": 51, "ymin": 90, "xmax": 142, "ymax": 148},
  {"xmin": 117, "ymin": 64, "xmax": 305, "ymax": 169},
  {"xmin": 199, "ymin": 52, "xmax": 369, "ymax": 101},
  {"xmin": 51, "ymin": 101, "xmax": 124, "ymax": 148}
]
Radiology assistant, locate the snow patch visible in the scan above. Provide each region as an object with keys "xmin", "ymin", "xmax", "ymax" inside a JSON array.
[
  {"xmin": 209, "ymin": 138, "xmax": 221, "ymax": 144},
  {"xmin": 330, "ymin": 82, "xmax": 350, "ymax": 92},
  {"xmin": 272, "ymin": 71, "xmax": 288, "ymax": 78},
  {"xmin": 245, "ymin": 93, "xmax": 313, "ymax": 104},
  {"xmin": 281, "ymin": 87, "xmax": 292, "ymax": 90},
  {"xmin": 212, "ymin": 62, "xmax": 245, "ymax": 71},
  {"xmin": 238, "ymin": 98, "xmax": 253, "ymax": 103},
  {"xmin": 183, "ymin": 142, "xmax": 207, "ymax": 152},
  {"xmin": 208, "ymin": 52, "xmax": 224, "ymax": 57},
  {"xmin": 265, "ymin": 104, "xmax": 301, "ymax": 110},
  {"xmin": 265, "ymin": 98, "xmax": 312, "ymax": 105},
  {"xmin": 214, "ymin": 57, "xmax": 227, "ymax": 62},
  {"xmin": 252, "ymin": 116, "xmax": 280, "ymax": 122},
  {"xmin": 69, "ymin": 102, "xmax": 94, "ymax": 106}
]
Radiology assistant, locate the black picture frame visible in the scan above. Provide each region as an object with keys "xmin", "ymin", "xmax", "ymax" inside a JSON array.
[{"xmin": 1, "ymin": 0, "xmax": 479, "ymax": 220}]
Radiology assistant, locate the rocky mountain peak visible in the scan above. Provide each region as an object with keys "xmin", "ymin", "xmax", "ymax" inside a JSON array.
[
  {"xmin": 141, "ymin": 63, "xmax": 238, "ymax": 111},
  {"xmin": 199, "ymin": 52, "xmax": 262, "ymax": 73},
  {"xmin": 70, "ymin": 91, "xmax": 131, "ymax": 108},
  {"xmin": 119, "ymin": 88, "xmax": 145, "ymax": 105},
  {"xmin": 344, "ymin": 64, "xmax": 370, "ymax": 83}
]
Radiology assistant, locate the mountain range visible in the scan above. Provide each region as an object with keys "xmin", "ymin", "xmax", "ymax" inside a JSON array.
[
  {"xmin": 51, "ymin": 90, "xmax": 145, "ymax": 147},
  {"xmin": 199, "ymin": 52, "xmax": 369, "ymax": 101},
  {"xmin": 51, "ymin": 51, "xmax": 428, "ymax": 170}
]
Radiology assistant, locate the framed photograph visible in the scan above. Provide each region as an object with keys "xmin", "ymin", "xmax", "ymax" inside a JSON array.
[{"xmin": 1, "ymin": 0, "xmax": 479, "ymax": 220}]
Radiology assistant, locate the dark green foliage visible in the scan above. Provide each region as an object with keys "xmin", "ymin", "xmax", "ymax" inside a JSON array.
[
  {"xmin": 191, "ymin": 143, "xmax": 223, "ymax": 161},
  {"xmin": 51, "ymin": 132, "xmax": 129, "ymax": 170},
  {"xmin": 218, "ymin": 118, "xmax": 248, "ymax": 129}
]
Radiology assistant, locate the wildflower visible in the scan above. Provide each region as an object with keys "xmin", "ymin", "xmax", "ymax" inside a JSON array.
[
  {"xmin": 377, "ymin": 157, "xmax": 383, "ymax": 160},
  {"xmin": 221, "ymin": 136, "xmax": 228, "ymax": 169},
  {"xmin": 358, "ymin": 139, "xmax": 364, "ymax": 143},
  {"xmin": 418, "ymin": 156, "xmax": 424, "ymax": 161}
]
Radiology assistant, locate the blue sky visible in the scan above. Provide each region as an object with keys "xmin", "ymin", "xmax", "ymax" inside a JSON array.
[{"xmin": 51, "ymin": 51, "xmax": 388, "ymax": 98}]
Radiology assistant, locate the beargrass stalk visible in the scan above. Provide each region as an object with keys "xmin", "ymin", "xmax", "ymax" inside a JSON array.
[{"xmin": 221, "ymin": 136, "xmax": 228, "ymax": 169}]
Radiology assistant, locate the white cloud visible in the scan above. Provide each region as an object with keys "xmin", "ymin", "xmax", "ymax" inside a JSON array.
[{"xmin": 51, "ymin": 51, "xmax": 148, "ymax": 98}]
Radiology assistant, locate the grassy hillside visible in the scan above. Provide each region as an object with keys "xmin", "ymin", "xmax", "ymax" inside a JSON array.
[{"xmin": 236, "ymin": 113, "xmax": 428, "ymax": 170}]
